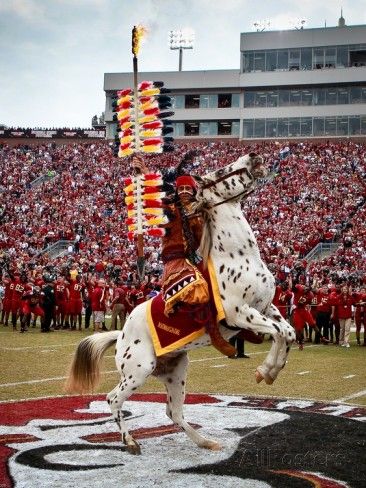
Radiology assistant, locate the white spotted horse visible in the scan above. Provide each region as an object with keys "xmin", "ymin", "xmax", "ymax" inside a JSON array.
[{"xmin": 65, "ymin": 152, "xmax": 295, "ymax": 454}]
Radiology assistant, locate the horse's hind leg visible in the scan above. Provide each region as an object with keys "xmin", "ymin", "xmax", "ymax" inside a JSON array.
[
  {"xmin": 154, "ymin": 352, "xmax": 221, "ymax": 450},
  {"xmin": 108, "ymin": 349, "xmax": 157, "ymax": 455}
]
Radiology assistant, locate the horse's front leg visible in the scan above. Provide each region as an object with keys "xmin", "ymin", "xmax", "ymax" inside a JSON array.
[
  {"xmin": 154, "ymin": 352, "xmax": 221, "ymax": 450},
  {"xmin": 237, "ymin": 303, "xmax": 286, "ymax": 384},
  {"xmin": 265, "ymin": 304, "xmax": 296, "ymax": 376}
]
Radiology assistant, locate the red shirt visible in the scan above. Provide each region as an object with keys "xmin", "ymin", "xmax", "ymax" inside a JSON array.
[
  {"xmin": 91, "ymin": 286, "xmax": 106, "ymax": 312},
  {"xmin": 335, "ymin": 294, "xmax": 354, "ymax": 319},
  {"xmin": 293, "ymin": 284, "xmax": 313, "ymax": 308},
  {"xmin": 68, "ymin": 280, "xmax": 83, "ymax": 300},
  {"xmin": 316, "ymin": 291, "xmax": 332, "ymax": 313}
]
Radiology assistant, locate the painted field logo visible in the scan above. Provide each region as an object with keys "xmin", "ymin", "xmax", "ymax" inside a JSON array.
[{"xmin": 0, "ymin": 394, "xmax": 365, "ymax": 487}]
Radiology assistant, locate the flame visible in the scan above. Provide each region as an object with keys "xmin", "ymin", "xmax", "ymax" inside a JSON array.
[{"xmin": 132, "ymin": 24, "xmax": 147, "ymax": 57}]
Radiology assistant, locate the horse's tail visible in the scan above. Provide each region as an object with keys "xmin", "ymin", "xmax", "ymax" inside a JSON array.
[{"xmin": 64, "ymin": 331, "xmax": 120, "ymax": 394}]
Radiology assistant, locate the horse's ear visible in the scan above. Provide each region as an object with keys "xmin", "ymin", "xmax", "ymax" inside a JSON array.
[{"xmin": 249, "ymin": 152, "xmax": 257, "ymax": 158}]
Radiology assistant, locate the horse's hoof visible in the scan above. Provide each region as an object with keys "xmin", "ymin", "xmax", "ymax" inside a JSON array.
[
  {"xmin": 264, "ymin": 376, "xmax": 274, "ymax": 385},
  {"xmin": 202, "ymin": 440, "xmax": 222, "ymax": 451},
  {"xmin": 126, "ymin": 442, "xmax": 141, "ymax": 455},
  {"xmin": 255, "ymin": 370, "xmax": 264, "ymax": 383}
]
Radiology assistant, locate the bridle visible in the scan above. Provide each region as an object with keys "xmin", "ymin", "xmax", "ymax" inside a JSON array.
[{"xmin": 200, "ymin": 166, "xmax": 256, "ymax": 208}]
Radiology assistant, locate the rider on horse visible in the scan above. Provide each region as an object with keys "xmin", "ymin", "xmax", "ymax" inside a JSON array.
[{"xmin": 131, "ymin": 151, "xmax": 236, "ymax": 357}]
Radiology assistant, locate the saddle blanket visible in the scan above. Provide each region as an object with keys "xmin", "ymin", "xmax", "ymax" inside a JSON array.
[{"xmin": 146, "ymin": 258, "xmax": 225, "ymax": 356}]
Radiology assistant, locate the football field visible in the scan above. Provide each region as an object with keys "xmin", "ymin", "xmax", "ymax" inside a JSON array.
[{"xmin": 1, "ymin": 325, "xmax": 365, "ymax": 406}]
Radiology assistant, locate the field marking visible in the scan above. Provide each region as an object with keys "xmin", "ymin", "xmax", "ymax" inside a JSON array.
[
  {"xmin": 334, "ymin": 389, "xmax": 366, "ymax": 402},
  {"xmin": 0, "ymin": 370, "xmax": 118, "ymax": 389},
  {"xmin": 296, "ymin": 371, "xmax": 311, "ymax": 375},
  {"xmin": 343, "ymin": 374, "xmax": 356, "ymax": 379},
  {"xmin": 211, "ymin": 364, "xmax": 228, "ymax": 368},
  {"xmin": 1, "ymin": 342, "xmax": 79, "ymax": 351}
]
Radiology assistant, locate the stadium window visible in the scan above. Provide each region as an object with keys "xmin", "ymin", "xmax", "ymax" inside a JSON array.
[
  {"xmin": 349, "ymin": 116, "xmax": 361, "ymax": 135},
  {"xmin": 255, "ymin": 92, "xmax": 267, "ymax": 107},
  {"xmin": 277, "ymin": 118, "xmax": 289, "ymax": 137},
  {"xmin": 324, "ymin": 117, "xmax": 337, "ymax": 135},
  {"xmin": 300, "ymin": 118, "xmax": 312, "ymax": 136},
  {"xmin": 301, "ymin": 48, "xmax": 312, "ymax": 70},
  {"xmin": 313, "ymin": 117, "xmax": 325, "ymax": 136},
  {"xmin": 243, "ymin": 120, "xmax": 254, "ymax": 138},
  {"xmin": 289, "ymin": 50, "xmax": 300, "ymax": 70},
  {"xmin": 313, "ymin": 88, "xmax": 325, "ymax": 105},
  {"xmin": 218, "ymin": 94, "xmax": 231, "ymax": 108},
  {"xmin": 265, "ymin": 119, "xmax": 278, "ymax": 138},
  {"xmin": 267, "ymin": 91, "xmax": 279, "ymax": 107},
  {"xmin": 266, "ymin": 51, "xmax": 277, "ymax": 71},
  {"xmin": 313, "ymin": 48, "xmax": 324, "ymax": 69},
  {"xmin": 336, "ymin": 117, "xmax": 348, "ymax": 136},
  {"xmin": 253, "ymin": 119, "xmax": 265, "ymax": 138},
  {"xmin": 231, "ymin": 93, "xmax": 240, "ymax": 107},
  {"xmin": 325, "ymin": 88, "xmax": 337, "ymax": 105},
  {"xmin": 279, "ymin": 89, "xmax": 289, "ymax": 107},
  {"xmin": 244, "ymin": 91, "xmax": 255, "ymax": 107},
  {"xmin": 200, "ymin": 95, "xmax": 209, "ymax": 108},
  {"xmin": 288, "ymin": 118, "xmax": 300, "ymax": 137},
  {"xmin": 200, "ymin": 122, "xmax": 217, "ymax": 136},
  {"xmin": 337, "ymin": 87, "xmax": 349, "ymax": 105},
  {"xmin": 253, "ymin": 52, "xmax": 265, "ymax": 71},
  {"xmin": 243, "ymin": 52, "xmax": 254, "ymax": 72},
  {"xmin": 362, "ymin": 87, "xmax": 366, "ymax": 103},
  {"xmin": 277, "ymin": 50, "xmax": 288, "ymax": 70},
  {"xmin": 184, "ymin": 122, "xmax": 199, "ymax": 135},
  {"xmin": 218, "ymin": 121, "xmax": 232, "ymax": 135},
  {"xmin": 361, "ymin": 116, "xmax": 366, "ymax": 135},
  {"xmin": 350, "ymin": 87, "xmax": 362, "ymax": 104},
  {"xmin": 301, "ymin": 89, "xmax": 313, "ymax": 106},
  {"xmin": 289, "ymin": 90, "xmax": 301, "ymax": 106},
  {"xmin": 173, "ymin": 123, "xmax": 184, "ymax": 137},
  {"xmin": 173, "ymin": 95, "xmax": 185, "ymax": 109},
  {"xmin": 185, "ymin": 95, "xmax": 200, "ymax": 109},
  {"xmin": 231, "ymin": 121, "xmax": 240, "ymax": 136},
  {"xmin": 324, "ymin": 48, "xmax": 336, "ymax": 68},
  {"xmin": 336, "ymin": 46, "xmax": 349, "ymax": 67}
]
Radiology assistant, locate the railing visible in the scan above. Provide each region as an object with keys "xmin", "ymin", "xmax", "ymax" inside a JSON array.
[
  {"xmin": 304, "ymin": 242, "xmax": 341, "ymax": 265},
  {"xmin": 34, "ymin": 240, "xmax": 75, "ymax": 260},
  {"xmin": 30, "ymin": 171, "xmax": 57, "ymax": 188}
]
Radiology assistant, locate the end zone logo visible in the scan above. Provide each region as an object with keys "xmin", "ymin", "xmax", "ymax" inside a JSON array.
[{"xmin": 0, "ymin": 394, "xmax": 364, "ymax": 487}]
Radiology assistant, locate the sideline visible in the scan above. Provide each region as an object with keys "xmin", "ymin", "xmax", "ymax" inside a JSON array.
[{"xmin": 334, "ymin": 389, "xmax": 366, "ymax": 402}]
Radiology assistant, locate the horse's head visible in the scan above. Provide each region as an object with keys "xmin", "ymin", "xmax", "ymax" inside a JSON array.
[{"xmin": 195, "ymin": 152, "xmax": 267, "ymax": 208}]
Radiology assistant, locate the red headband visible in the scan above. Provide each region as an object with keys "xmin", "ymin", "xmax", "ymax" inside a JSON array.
[{"xmin": 176, "ymin": 175, "xmax": 196, "ymax": 188}]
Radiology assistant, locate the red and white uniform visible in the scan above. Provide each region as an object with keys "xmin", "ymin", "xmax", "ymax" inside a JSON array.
[
  {"xmin": 22, "ymin": 287, "xmax": 44, "ymax": 317},
  {"xmin": 273, "ymin": 286, "xmax": 293, "ymax": 319},
  {"xmin": 10, "ymin": 278, "xmax": 26, "ymax": 314},
  {"xmin": 68, "ymin": 279, "xmax": 84, "ymax": 315},
  {"xmin": 292, "ymin": 284, "xmax": 316, "ymax": 330},
  {"xmin": 55, "ymin": 280, "xmax": 69, "ymax": 315},
  {"xmin": 2, "ymin": 278, "xmax": 13, "ymax": 313},
  {"xmin": 354, "ymin": 291, "xmax": 366, "ymax": 329}
]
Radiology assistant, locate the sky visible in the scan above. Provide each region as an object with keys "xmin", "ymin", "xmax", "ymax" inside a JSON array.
[{"xmin": 0, "ymin": 0, "xmax": 365, "ymax": 129}]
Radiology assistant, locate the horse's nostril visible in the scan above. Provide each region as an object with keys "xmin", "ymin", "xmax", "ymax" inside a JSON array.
[{"xmin": 249, "ymin": 152, "xmax": 257, "ymax": 158}]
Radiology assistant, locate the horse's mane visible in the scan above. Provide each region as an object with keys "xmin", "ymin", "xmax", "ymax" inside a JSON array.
[{"xmin": 190, "ymin": 196, "xmax": 212, "ymax": 269}]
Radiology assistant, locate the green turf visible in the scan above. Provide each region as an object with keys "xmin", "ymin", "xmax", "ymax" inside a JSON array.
[{"xmin": 0, "ymin": 324, "xmax": 365, "ymax": 405}]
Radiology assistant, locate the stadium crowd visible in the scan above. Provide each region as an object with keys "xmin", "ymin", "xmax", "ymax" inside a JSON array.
[{"xmin": 0, "ymin": 139, "xmax": 365, "ymax": 345}]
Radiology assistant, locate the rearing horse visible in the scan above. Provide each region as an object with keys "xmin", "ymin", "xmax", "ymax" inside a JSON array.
[{"xmin": 65, "ymin": 152, "xmax": 295, "ymax": 454}]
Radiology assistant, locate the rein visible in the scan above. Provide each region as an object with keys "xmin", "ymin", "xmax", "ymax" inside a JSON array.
[{"xmin": 201, "ymin": 167, "xmax": 255, "ymax": 208}]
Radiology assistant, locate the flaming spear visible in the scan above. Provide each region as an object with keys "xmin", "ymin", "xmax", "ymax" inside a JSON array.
[{"xmin": 113, "ymin": 25, "xmax": 175, "ymax": 281}]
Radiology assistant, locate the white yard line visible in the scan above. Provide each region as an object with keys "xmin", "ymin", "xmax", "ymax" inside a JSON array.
[
  {"xmin": 342, "ymin": 374, "xmax": 356, "ymax": 379},
  {"xmin": 296, "ymin": 371, "xmax": 311, "ymax": 375},
  {"xmin": 0, "ymin": 370, "xmax": 118, "ymax": 389},
  {"xmin": 334, "ymin": 389, "xmax": 366, "ymax": 403}
]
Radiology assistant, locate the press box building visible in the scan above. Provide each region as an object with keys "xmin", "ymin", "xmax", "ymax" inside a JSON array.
[{"xmin": 104, "ymin": 17, "xmax": 366, "ymax": 141}]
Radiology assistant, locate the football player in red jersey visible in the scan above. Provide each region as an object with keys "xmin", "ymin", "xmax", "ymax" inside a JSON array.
[
  {"xmin": 1, "ymin": 275, "xmax": 13, "ymax": 326},
  {"xmin": 68, "ymin": 275, "xmax": 84, "ymax": 330},
  {"xmin": 9, "ymin": 271, "xmax": 26, "ymax": 330},
  {"xmin": 21, "ymin": 284, "xmax": 44, "ymax": 333},
  {"xmin": 55, "ymin": 276, "xmax": 69, "ymax": 329},
  {"xmin": 273, "ymin": 281, "xmax": 293, "ymax": 319},
  {"xmin": 291, "ymin": 283, "xmax": 329, "ymax": 350},
  {"xmin": 314, "ymin": 286, "xmax": 332, "ymax": 342}
]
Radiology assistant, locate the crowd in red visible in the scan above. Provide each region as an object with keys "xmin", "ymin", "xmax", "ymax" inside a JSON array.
[{"xmin": 0, "ymin": 139, "xmax": 365, "ymax": 337}]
